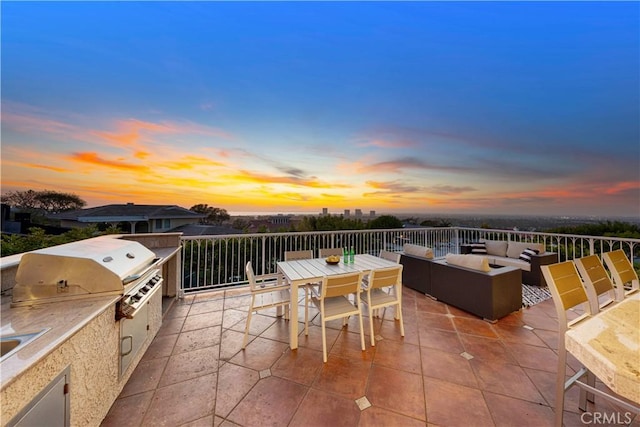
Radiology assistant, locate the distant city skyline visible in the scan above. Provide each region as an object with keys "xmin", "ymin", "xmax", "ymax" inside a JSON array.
[
  {"xmin": 225, "ymin": 209, "xmax": 639, "ymax": 223},
  {"xmin": 1, "ymin": 2, "xmax": 639, "ymax": 218}
]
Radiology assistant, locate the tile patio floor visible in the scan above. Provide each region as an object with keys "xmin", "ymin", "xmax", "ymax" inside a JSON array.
[{"xmin": 102, "ymin": 286, "xmax": 639, "ymax": 427}]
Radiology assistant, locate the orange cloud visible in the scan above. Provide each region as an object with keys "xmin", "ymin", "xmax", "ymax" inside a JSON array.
[
  {"xmin": 1, "ymin": 110, "xmax": 78, "ymax": 137},
  {"xmin": 1, "ymin": 147, "xmax": 69, "ymax": 171},
  {"xmin": 69, "ymin": 152, "xmax": 151, "ymax": 172},
  {"xmin": 226, "ymin": 170, "xmax": 350, "ymax": 189},
  {"xmin": 134, "ymin": 151, "xmax": 151, "ymax": 160},
  {"xmin": 603, "ymin": 181, "xmax": 640, "ymax": 195},
  {"xmin": 268, "ymin": 191, "xmax": 312, "ymax": 202},
  {"xmin": 132, "ymin": 173, "xmax": 212, "ymax": 185},
  {"xmin": 114, "ymin": 118, "xmax": 234, "ymax": 140},
  {"xmin": 160, "ymin": 155, "xmax": 228, "ymax": 171},
  {"xmin": 3, "ymin": 102, "xmax": 235, "ymax": 152},
  {"xmin": 92, "ymin": 130, "xmax": 139, "ymax": 147},
  {"xmin": 319, "ymin": 193, "xmax": 347, "ymax": 200},
  {"xmin": 90, "ymin": 119, "xmax": 176, "ymax": 149},
  {"xmin": 21, "ymin": 163, "xmax": 69, "ymax": 173}
]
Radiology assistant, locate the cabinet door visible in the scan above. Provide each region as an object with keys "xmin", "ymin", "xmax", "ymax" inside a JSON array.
[
  {"xmin": 120, "ymin": 301, "xmax": 149, "ymax": 377},
  {"xmin": 9, "ymin": 366, "xmax": 70, "ymax": 427}
]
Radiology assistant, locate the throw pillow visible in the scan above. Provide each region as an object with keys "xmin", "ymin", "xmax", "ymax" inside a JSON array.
[
  {"xmin": 469, "ymin": 242, "xmax": 487, "ymax": 255},
  {"xmin": 507, "ymin": 241, "xmax": 544, "ymax": 259},
  {"xmin": 403, "ymin": 244, "xmax": 434, "ymax": 259},
  {"xmin": 482, "ymin": 239, "xmax": 509, "ymax": 257},
  {"xmin": 519, "ymin": 248, "xmax": 540, "ymax": 263},
  {"xmin": 446, "ymin": 253, "xmax": 492, "ymax": 272}
]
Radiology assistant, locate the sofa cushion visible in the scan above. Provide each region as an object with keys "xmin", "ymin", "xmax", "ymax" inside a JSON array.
[
  {"xmin": 469, "ymin": 242, "xmax": 487, "ymax": 255},
  {"xmin": 519, "ymin": 248, "xmax": 540, "ymax": 263},
  {"xmin": 482, "ymin": 240, "xmax": 508, "ymax": 257},
  {"xmin": 403, "ymin": 244, "xmax": 434, "ymax": 259},
  {"xmin": 446, "ymin": 253, "xmax": 491, "ymax": 272},
  {"xmin": 506, "ymin": 241, "xmax": 544, "ymax": 259},
  {"xmin": 489, "ymin": 256, "xmax": 532, "ymax": 271}
]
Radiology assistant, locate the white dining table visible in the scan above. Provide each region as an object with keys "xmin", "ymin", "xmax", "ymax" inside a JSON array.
[
  {"xmin": 277, "ymin": 253, "xmax": 400, "ymax": 350},
  {"xmin": 565, "ymin": 292, "xmax": 640, "ymax": 405}
]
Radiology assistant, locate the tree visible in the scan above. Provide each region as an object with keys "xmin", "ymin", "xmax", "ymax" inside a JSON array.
[
  {"xmin": 189, "ymin": 204, "xmax": 230, "ymax": 225},
  {"xmin": 1, "ymin": 189, "xmax": 85, "ymax": 212},
  {"xmin": 35, "ymin": 190, "xmax": 86, "ymax": 213},
  {"xmin": 545, "ymin": 221, "xmax": 640, "ymax": 239},
  {"xmin": 232, "ymin": 218, "xmax": 250, "ymax": 232},
  {"xmin": 0, "ymin": 225, "xmax": 117, "ymax": 257},
  {"xmin": 1, "ymin": 190, "xmax": 40, "ymax": 210},
  {"xmin": 190, "ymin": 204, "xmax": 211, "ymax": 221},
  {"xmin": 208, "ymin": 207, "xmax": 230, "ymax": 225},
  {"xmin": 420, "ymin": 218, "xmax": 453, "ymax": 227},
  {"xmin": 368, "ymin": 215, "xmax": 403, "ymax": 229},
  {"xmin": 297, "ymin": 215, "xmax": 366, "ymax": 231}
]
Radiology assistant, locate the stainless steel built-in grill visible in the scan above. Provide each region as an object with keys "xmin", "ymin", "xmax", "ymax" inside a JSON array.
[
  {"xmin": 116, "ymin": 270, "xmax": 163, "ymax": 320},
  {"xmin": 12, "ymin": 238, "xmax": 164, "ymax": 320}
]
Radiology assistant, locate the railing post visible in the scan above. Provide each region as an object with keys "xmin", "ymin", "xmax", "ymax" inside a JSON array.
[
  {"xmin": 179, "ymin": 243, "xmax": 185, "ymax": 298},
  {"xmin": 261, "ymin": 235, "xmax": 267, "ymax": 276}
]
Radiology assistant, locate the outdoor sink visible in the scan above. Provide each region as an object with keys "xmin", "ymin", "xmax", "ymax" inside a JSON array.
[
  {"xmin": 1, "ymin": 339, "xmax": 21, "ymax": 356},
  {"xmin": 0, "ymin": 329, "xmax": 50, "ymax": 362}
]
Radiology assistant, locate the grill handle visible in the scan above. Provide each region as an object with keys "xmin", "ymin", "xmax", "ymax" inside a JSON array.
[{"xmin": 121, "ymin": 335, "xmax": 133, "ymax": 356}]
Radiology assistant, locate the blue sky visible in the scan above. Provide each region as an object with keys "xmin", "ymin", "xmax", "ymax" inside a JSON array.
[{"xmin": 1, "ymin": 1, "xmax": 639, "ymax": 217}]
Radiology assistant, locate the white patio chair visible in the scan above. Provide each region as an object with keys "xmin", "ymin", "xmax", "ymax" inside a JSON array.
[
  {"xmin": 319, "ymin": 247, "xmax": 344, "ymax": 258},
  {"xmin": 602, "ymin": 249, "xmax": 639, "ymax": 301},
  {"xmin": 362, "ymin": 249, "xmax": 401, "ymax": 315},
  {"xmin": 304, "ymin": 271, "xmax": 366, "ymax": 362},
  {"xmin": 541, "ymin": 261, "xmax": 595, "ymax": 426},
  {"xmin": 360, "ymin": 265, "xmax": 404, "ymax": 346},
  {"xmin": 284, "ymin": 250, "xmax": 313, "ymax": 322},
  {"xmin": 284, "ymin": 249, "xmax": 313, "ymax": 261},
  {"xmin": 573, "ymin": 255, "xmax": 617, "ymax": 313},
  {"xmin": 242, "ymin": 261, "xmax": 290, "ymax": 349},
  {"xmin": 379, "ymin": 249, "xmax": 401, "ymax": 263}
]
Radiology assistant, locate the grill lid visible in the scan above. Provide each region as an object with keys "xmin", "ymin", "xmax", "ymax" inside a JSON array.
[{"xmin": 12, "ymin": 238, "xmax": 156, "ymax": 306}]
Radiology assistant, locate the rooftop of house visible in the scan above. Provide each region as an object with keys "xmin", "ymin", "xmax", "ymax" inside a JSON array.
[{"xmin": 49, "ymin": 203, "xmax": 206, "ymax": 221}]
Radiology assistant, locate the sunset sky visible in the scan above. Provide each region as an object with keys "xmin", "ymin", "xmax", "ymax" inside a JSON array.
[{"xmin": 1, "ymin": 1, "xmax": 639, "ymax": 217}]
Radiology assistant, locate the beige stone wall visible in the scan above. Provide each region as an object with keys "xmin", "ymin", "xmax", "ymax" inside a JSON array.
[
  {"xmin": 1, "ymin": 306, "xmax": 118, "ymax": 426},
  {"xmin": 122, "ymin": 232, "xmax": 182, "ymax": 249},
  {"xmin": 0, "ymin": 264, "xmax": 18, "ymax": 294}
]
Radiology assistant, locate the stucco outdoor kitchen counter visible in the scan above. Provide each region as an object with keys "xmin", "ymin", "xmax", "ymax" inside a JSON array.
[{"xmin": 0, "ymin": 295, "xmax": 120, "ymax": 390}]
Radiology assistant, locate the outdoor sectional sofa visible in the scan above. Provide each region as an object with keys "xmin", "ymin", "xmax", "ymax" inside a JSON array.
[
  {"xmin": 430, "ymin": 255, "xmax": 522, "ymax": 321},
  {"xmin": 399, "ymin": 244, "xmax": 435, "ymax": 295},
  {"xmin": 461, "ymin": 239, "xmax": 556, "ymax": 287},
  {"xmin": 400, "ymin": 245, "xmax": 523, "ymax": 321}
]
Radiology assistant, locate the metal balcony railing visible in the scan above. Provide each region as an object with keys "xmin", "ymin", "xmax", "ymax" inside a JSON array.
[{"xmin": 179, "ymin": 227, "xmax": 640, "ymax": 295}]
